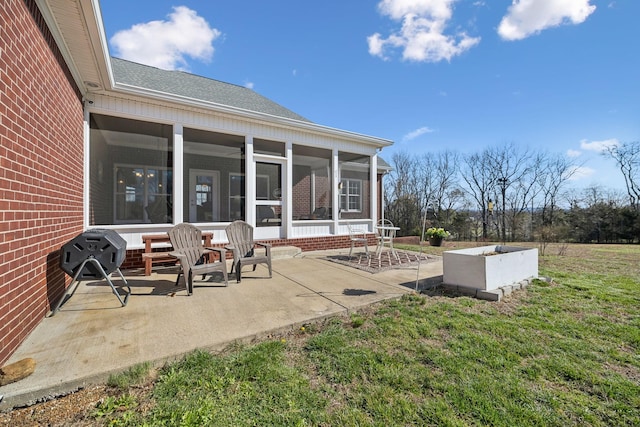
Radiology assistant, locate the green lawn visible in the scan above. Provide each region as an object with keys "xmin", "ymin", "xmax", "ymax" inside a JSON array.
[{"xmin": 96, "ymin": 243, "xmax": 639, "ymax": 426}]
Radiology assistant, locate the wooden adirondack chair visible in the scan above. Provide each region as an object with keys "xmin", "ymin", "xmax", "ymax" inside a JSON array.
[
  {"xmin": 168, "ymin": 223, "xmax": 228, "ymax": 295},
  {"xmin": 224, "ymin": 220, "xmax": 272, "ymax": 283}
]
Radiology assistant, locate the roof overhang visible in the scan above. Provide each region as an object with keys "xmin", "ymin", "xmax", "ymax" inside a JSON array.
[
  {"xmin": 39, "ymin": 0, "xmax": 393, "ymax": 149},
  {"xmin": 36, "ymin": 0, "xmax": 114, "ymax": 95},
  {"xmin": 111, "ymin": 82, "xmax": 393, "ymax": 148}
]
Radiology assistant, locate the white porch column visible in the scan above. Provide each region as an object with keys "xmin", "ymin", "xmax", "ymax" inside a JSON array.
[
  {"xmin": 173, "ymin": 123, "xmax": 184, "ymax": 224},
  {"xmin": 245, "ymin": 135, "xmax": 255, "ymax": 225},
  {"xmin": 83, "ymin": 108, "xmax": 90, "ymax": 228},
  {"xmin": 332, "ymin": 148, "xmax": 340, "ymax": 232},
  {"xmin": 371, "ymin": 153, "xmax": 378, "ymax": 227},
  {"xmin": 285, "ymin": 141, "xmax": 293, "ymax": 238}
]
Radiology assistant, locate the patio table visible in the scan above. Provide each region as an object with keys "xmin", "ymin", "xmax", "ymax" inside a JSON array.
[{"xmin": 375, "ymin": 225, "xmax": 401, "ymax": 260}]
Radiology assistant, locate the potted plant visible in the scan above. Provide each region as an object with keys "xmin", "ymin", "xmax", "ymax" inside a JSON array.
[{"xmin": 425, "ymin": 227, "xmax": 450, "ymax": 246}]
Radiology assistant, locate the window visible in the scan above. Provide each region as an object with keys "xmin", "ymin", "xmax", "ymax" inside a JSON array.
[
  {"xmin": 340, "ymin": 179, "xmax": 362, "ymax": 212},
  {"xmin": 338, "ymin": 152, "xmax": 370, "ymax": 219},
  {"xmin": 114, "ymin": 165, "xmax": 172, "ymax": 223},
  {"xmin": 89, "ymin": 114, "xmax": 173, "ymax": 225}
]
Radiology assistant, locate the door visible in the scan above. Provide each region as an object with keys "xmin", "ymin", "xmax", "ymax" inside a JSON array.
[
  {"xmin": 189, "ymin": 170, "xmax": 219, "ymax": 222},
  {"xmin": 255, "ymin": 161, "xmax": 283, "ymax": 238}
]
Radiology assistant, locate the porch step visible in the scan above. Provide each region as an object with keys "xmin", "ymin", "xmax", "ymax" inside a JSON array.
[{"xmin": 272, "ymin": 246, "xmax": 302, "ymax": 260}]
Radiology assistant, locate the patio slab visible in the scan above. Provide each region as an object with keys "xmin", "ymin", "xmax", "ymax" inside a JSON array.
[{"xmin": 0, "ymin": 248, "xmax": 442, "ymax": 410}]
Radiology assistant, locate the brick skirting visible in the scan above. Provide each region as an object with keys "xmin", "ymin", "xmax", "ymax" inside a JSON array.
[{"xmin": 120, "ymin": 234, "xmax": 378, "ymax": 270}]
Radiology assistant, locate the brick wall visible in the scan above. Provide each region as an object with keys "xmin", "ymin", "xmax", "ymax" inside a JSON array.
[{"xmin": 0, "ymin": 0, "xmax": 84, "ymax": 365}]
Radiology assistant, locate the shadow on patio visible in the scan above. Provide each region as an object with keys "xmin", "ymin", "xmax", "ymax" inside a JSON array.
[{"xmin": 0, "ymin": 249, "xmax": 443, "ymax": 410}]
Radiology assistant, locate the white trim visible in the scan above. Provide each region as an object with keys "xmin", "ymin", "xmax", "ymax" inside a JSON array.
[
  {"xmin": 173, "ymin": 123, "xmax": 184, "ymax": 224},
  {"xmin": 83, "ymin": 108, "xmax": 91, "ymax": 228},
  {"xmin": 110, "ymin": 84, "xmax": 392, "ymax": 149},
  {"xmin": 245, "ymin": 136, "xmax": 255, "ymax": 225},
  {"xmin": 371, "ymin": 154, "xmax": 378, "ymax": 225},
  {"xmin": 285, "ymin": 141, "xmax": 293, "ymax": 238}
]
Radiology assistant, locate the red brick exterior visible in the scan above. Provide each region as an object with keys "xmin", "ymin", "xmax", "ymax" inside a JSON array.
[{"xmin": 0, "ymin": 0, "xmax": 84, "ymax": 365}]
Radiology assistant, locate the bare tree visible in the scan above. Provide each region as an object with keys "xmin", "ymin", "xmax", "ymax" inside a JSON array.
[
  {"xmin": 461, "ymin": 149, "xmax": 496, "ymax": 239},
  {"xmin": 538, "ymin": 152, "xmax": 578, "ymax": 226},
  {"xmin": 487, "ymin": 143, "xmax": 534, "ymax": 241},
  {"xmin": 431, "ymin": 150, "xmax": 460, "ymax": 226},
  {"xmin": 385, "ymin": 151, "xmax": 435, "ymax": 235},
  {"xmin": 603, "ymin": 141, "xmax": 640, "ymax": 210}
]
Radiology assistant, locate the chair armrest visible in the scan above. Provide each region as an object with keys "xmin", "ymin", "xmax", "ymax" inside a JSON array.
[
  {"xmin": 168, "ymin": 251, "xmax": 189, "ymax": 267},
  {"xmin": 254, "ymin": 242, "xmax": 271, "ymax": 256},
  {"xmin": 205, "ymin": 247, "xmax": 226, "ymax": 261},
  {"xmin": 225, "ymin": 244, "xmax": 242, "ymax": 261}
]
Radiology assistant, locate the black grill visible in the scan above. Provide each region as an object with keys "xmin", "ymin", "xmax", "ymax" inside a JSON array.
[{"xmin": 60, "ymin": 229, "xmax": 127, "ymax": 279}]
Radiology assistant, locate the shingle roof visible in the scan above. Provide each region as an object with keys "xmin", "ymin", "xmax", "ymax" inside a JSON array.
[
  {"xmin": 377, "ymin": 156, "xmax": 392, "ymax": 171},
  {"xmin": 110, "ymin": 57, "xmax": 311, "ymax": 122}
]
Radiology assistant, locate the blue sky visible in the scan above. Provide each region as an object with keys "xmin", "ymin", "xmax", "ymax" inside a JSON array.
[{"xmin": 100, "ymin": 0, "xmax": 639, "ymax": 192}]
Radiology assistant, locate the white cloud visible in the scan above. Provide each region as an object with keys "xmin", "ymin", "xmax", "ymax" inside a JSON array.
[
  {"xmin": 368, "ymin": 0, "xmax": 481, "ymax": 62},
  {"xmin": 244, "ymin": 81, "xmax": 254, "ymax": 89},
  {"xmin": 566, "ymin": 149, "xmax": 582, "ymax": 158},
  {"xmin": 567, "ymin": 165, "xmax": 594, "ymax": 181},
  {"xmin": 110, "ymin": 6, "xmax": 221, "ymax": 70},
  {"xmin": 580, "ymin": 138, "xmax": 619, "ymax": 153},
  {"xmin": 498, "ymin": 0, "xmax": 596, "ymax": 41},
  {"xmin": 403, "ymin": 126, "xmax": 434, "ymax": 141}
]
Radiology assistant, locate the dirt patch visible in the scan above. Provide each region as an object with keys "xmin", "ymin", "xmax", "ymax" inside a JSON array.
[
  {"xmin": 393, "ymin": 236, "xmax": 421, "ymax": 245},
  {"xmin": 0, "ymin": 385, "xmax": 108, "ymax": 426}
]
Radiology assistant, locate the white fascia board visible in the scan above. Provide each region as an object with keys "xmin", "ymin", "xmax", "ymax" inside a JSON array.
[
  {"xmin": 36, "ymin": 0, "xmax": 85, "ymax": 93},
  {"xmin": 79, "ymin": 0, "xmax": 116, "ymax": 89},
  {"xmin": 111, "ymin": 82, "xmax": 394, "ymax": 149}
]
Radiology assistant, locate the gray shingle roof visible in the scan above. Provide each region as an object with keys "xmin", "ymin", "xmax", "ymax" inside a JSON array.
[
  {"xmin": 111, "ymin": 57, "xmax": 311, "ymax": 122},
  {"xmin": 377, "ymin": 156, "xmax": 391, "ymax": 170}
]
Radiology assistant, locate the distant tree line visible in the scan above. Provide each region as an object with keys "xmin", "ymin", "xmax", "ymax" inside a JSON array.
[{"xmin": 383, "ymin": 141, "xmax": 640, "ymax": 244}]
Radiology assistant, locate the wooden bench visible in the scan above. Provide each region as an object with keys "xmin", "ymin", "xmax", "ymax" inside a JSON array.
[{"xmin": 141, "ymin": 232, "xmax": 213, "ymax": 276}]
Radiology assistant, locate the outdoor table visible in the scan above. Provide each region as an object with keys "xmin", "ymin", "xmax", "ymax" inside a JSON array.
[
  {"xmin": 141, "ymin": 232, "xmax": 213, "ymax": 275},
  {"xmin": 375, "ymin": 225, "xmax": 401, "ymax": 260}
]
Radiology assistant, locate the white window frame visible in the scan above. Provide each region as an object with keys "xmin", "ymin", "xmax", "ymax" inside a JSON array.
[{"xmin": 339, "ymin": 178, "xmax": 362, "ymax": 213}]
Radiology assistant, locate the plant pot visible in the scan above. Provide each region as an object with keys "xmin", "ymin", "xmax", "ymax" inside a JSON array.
[{"xmin": 428, "ymin": 236, "xmax": 443, "ymax": 246}]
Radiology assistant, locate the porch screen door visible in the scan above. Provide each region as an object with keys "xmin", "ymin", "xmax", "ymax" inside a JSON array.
[
  {"xmin": 189, "ymin": 170, "xmax": 219, "ymax": 222},
  {"xmin": 255, "ymin": 161, "xmax": 283, "ymax": 238}
]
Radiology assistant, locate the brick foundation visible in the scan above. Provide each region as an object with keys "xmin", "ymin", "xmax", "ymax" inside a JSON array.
[{"xmin": 120, "ymin": 234, "xmax": 377, "ymax": 270}]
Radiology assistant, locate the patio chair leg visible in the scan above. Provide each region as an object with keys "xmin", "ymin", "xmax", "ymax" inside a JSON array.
[{"xmin": 187, "ymin": 271, "xmax": 193, "ymax": 295}]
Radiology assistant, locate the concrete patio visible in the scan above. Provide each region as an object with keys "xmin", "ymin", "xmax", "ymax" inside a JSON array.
[{"xmin": 0, "ymin": 248, "xmax": 443, "ymax": 410}]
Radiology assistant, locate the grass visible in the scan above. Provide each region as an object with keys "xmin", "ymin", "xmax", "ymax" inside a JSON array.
[{"xmin": 93, "ymin": 243, "xmax": 639, "ymax": 426}]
